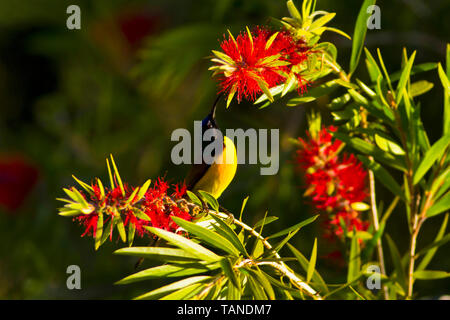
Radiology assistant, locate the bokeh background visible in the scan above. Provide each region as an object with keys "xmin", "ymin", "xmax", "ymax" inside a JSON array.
[{"xmin": 0, "ymin": 0, "xmax": 449, "ymax": 299}]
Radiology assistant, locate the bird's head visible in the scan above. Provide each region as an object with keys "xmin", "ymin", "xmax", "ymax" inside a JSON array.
[{"xmin": 201, "ymin": 95, "xmax": 220, "ymax": 132}]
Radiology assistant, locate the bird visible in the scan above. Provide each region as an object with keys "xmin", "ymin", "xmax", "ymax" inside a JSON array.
[{"xmin": 184, "ymin": 97, "xmax": 237, "ymax": 199}]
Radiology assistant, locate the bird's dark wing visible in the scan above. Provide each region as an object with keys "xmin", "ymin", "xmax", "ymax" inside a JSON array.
[{"xmin": 184, "ymin": 162, "xmax": 211, "ymax": 190}]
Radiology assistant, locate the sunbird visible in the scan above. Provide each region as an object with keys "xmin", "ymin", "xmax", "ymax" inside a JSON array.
[{"xmin": 185, "ymin": 97, "xmax": 237, "ymax": 199}]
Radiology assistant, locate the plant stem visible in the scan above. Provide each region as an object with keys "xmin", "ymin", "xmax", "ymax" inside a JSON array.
[
  {"xmin": 407, "ymin": 215, "xmax": 422, "ymax": 299},
  {"xmin": 368, "ymin": 169, "xmax": 389, "ymax": 300}
]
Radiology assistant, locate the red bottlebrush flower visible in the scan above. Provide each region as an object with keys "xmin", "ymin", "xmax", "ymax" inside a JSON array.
[
  {"xmin": 75, "ymin": 214, "xmax": 99, "ymax": 238},
  {"xmin": 173, "ymin": 182, "xmax": 187, "ymax": 199},
  {"xmin": 72, "ymin": 177, "xmax": 191, "ymax": 241},
  {"xmin": 0, "ymin": 155, "xmax": 38, "ymax": 213},
  {"xmin": 143, "ymin": 178, "xmax": 191, "ymax": 234},
  {"xmin": 295, "ymin": 126, "xmax": 370, "ymax": 242},
  {"xmin": 211, "ymin": 26, "xmax": 310, "ymax": 105}
]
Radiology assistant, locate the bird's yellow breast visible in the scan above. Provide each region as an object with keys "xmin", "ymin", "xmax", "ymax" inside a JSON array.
[{"xmin": 192, "ymin": 136, "xmax": 237, "ymax": 199}]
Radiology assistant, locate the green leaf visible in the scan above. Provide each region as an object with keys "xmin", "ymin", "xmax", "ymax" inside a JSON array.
[
  {"xmin": 115, "ymin": 213, "xmax": 126, "ymax": 243},
  {"xmin": 287, "ymin": 80, "xmax": 339, "ymax": 106},
  {"xmin": 333, "ymin": 132, "xmax": 406, "ymax": 172},
  {"xmin": 356, "ymin": 79, "xmax": 376, "ymax": 97},
  {"xmin": 106, "ymin": 158, "xmax": 115, "ymax": 190},
  {"xmin": 252, "ymin": 239, "xmax": 265, "ymax": 259},
  {"xmin": 396, "ymin": 51, "xmax": 416, "ymax": 105},
  {"xmin": 287, "ymin": 243, "xmax": 328, "ymax": 293},
  {"xmin": 160, "ymin": 283, "xmax": 205, "ymax": 300},
  {"xmin": 246, "ymin": 272, "xmax": 268, "ymax": 300},
  {"xmin": 123, "ymin": 222, "xmax": 134, "ymax": 245},
  {"xmin": 95, "ymin": 211, "xmax": 103, "ymax": 250},
  {"xmin": 220, "ymin": 257, "xmax": 240, "ymax": 289},
  {"xmin": 364, "ymin": 47, "xmax": 382, "ymax": 82},
  {"xmin": 374, "ymin": 133, "xmax": 405, "ymax": 155},
  {"xmin": 253, "ymin": 216, "xmax": 279, "ymax": 229},
  {"xmin": 413, "ymin": 270, "xmax": 450, "ymax": 280},
  {"xmin": 256, "ymin": 78, "xmax": 274, "ymax": 102},
  {"xmin": 417, "ymin": 214, "xmax": 448, "ymax": 271},
  {"xmin": 267, "ymin": 215, "xmax": 318, "ymax": 239},
  {"xmin": 58, "ymin": 208, "xmax": 81, "ymax": 217},
  {"xmin": 389, "ymin": 62, "xmax": 438, "ymax": 83},
  {"xmin": 226, "ymin": 277, "xmax": 242, "ymax": 300},
  {"xmin": 349, "ymin": 0, "xmax": 377, "ymax": 75},
  {"xmin": 134, "ymin": 276, "xmax": 212, "ymax": 300},
  {"xmin": 209, "ymin": 215, "xmax": 248, "ymax": 256},
  {"xmin": 386, "ymin": 234, "xmax": 407, "ymax": 292},
  {"xmin": 427, "ymin": 192, "xmax": 450, "ymax": 218},
  {"xmin": 226, "ymin": 83, "xmax": 237, "ymax": 108},
  {"xmin": 186, "ymin": 190, "xmax": 202, "ymax": 206},
  {"xmin": 145, "ymin": 226, "xmax": 221, "ymax": 263},
  {"xmin": 287, "ymin": 0, "xmax": 302, "ymax": 21},
  {"xmin": 410, "ymin": 80, "xmax": 434, "ymax": 98},
  {"xmin": 307, "ymin": 238, "xmax": 318, "ymax": 283},
  {"xmin": 271, "ymin": 228, "xmax": 300, "ymax": 254},
  {"xmin": 438, "ymin": 63, "xmax": 450, "ymax": 94},
  {"xmin": 413, "ymin": 134, "xmax": 450, "ymax": 185},
  {"xmin": 347, "ymin": 230, "xmax": 361, "ymax": 283},
  {"xmin": 416, "ymin": 233, "xmax": 450, "ymax": 259},
  {"xmin": 72, "ymin": 175, "xmax": 94, "ymax": 196},
  {"xmin": 115, "ymin": 263, "xmax": 218, "ymax": 285},
  {"xmin": 197, "ymin": 190, "xmax": 219, "ymax": 212},
  {"xmin": 310, "ymin": 13, "xmax": 335, "ymax": 30},
  {"xmin": 240, "ymin": 196, "xmax": 249, "ymax": 220},
  {"xmin": 348, "ymin": 88, "xmax": 369, "ymax": 105},
  {"xmin": 109, "ymin": 155, "xmax": 125, "ymax": 196},
  {"xmin": 357, "ymin": 156, "xmax": 405, "ymax": 201},
  {"xmin": 114, "ymin": 247, "xmax": 200, "ymax": 262},
  {"xmin": 136, "ymin": 179, "xmax": 151, "ymax": 202},
  {"xmin": 172, "ymin": 216, "xmax": 240, "ymax": 256},
  {"xmin": 251, "ymin": 269, "xmax": 275, "ymax": 300},
  {"xmin": 101, "ymin": 217, "xmax": 113, "ymax": 244}
]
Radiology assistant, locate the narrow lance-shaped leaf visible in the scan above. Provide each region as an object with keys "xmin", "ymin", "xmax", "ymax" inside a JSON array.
[
  {"xmin": 114, "ymin": 247, "xmax": 200, "ymax": 262},
  {"xmin": 413, "ymin": 134, "xmax": 450, "ymax": 185},
  {"xmin": 267, "ymin": 214, "xmax": 318, "ymax": 239},
  {"xmin": 307, "ymin": 238, "xmax": 318, "ymax": 283},
  {"xmin": 427, "ymin": 192, "xmax": 450, "ymax": 218},
  {"xmin": 287, "ymin": 243, "xmax": 329, "ymax": 293},
  {"xmin": 349, "ymin": 0, "xmax": 377, "ymax": 76},
  {"xmin": 145, "ymin": 226, "xmax": 221, "ymax": 263},
  {"xmin": 396, "ymin": 51, "xmax": 416, "ymax": 105},
  {"xmin": 134, "ymin": 276, "xmax": 212, "ymax": 300},
  {"xmin": 95, "ymin": 211, "xmax": 103, "ymax": 250},
  {"xmin": 347, "ymin": 229, "xmax": 361, "ymax": 283},
  {"xmin": 160, "ymin": 283, "xmax": 205, "ymax": 300},
  {"xmin": 413, "ymin": 270, "xmax": 450, "ymax": 280},
  {"xmin": 172, "ymin": 216, "xmax": 240, "ymax": 256},
  {"xmin": 209, "ymin": 215, "xmax": 248, "ymax": 256},
  {"xmin": 417, "ymin": 214, "xmax": 448, "ymax": 271},
  {"xmin": 386, "ymin": 234, "xmax": 407, "ymax": 292},
  {"xmin": 115, "ymin": 264, "xmax": 217, "ymax": 285},
  {"xmin": 197, "ymin": 190, "xmax": 219, "ymax": 212}
]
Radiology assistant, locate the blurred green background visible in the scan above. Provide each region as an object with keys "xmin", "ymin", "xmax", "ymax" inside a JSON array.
[{"xmin": 0, "ymin": 0, "xmax": 449, "ymax": 299}]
